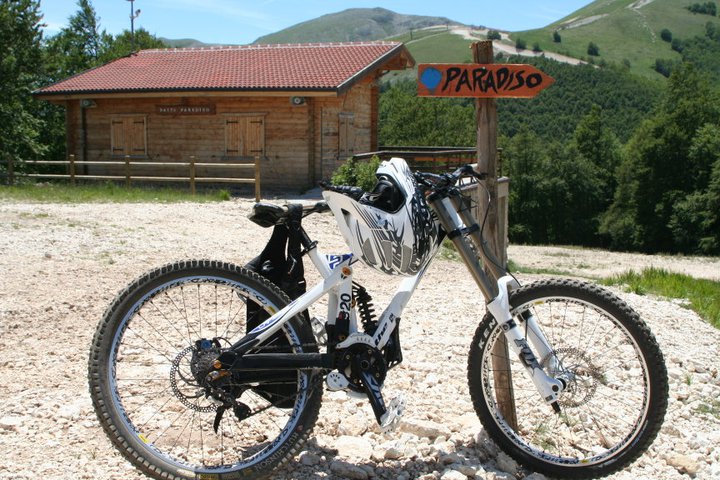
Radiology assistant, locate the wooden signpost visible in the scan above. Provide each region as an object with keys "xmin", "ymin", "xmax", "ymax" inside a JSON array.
[
  {"xmin": 418, "ymin": 41, "xmax": 554, "ymax": 430},
  {"xmin": 418, "ymin": 63, "xmax": 554, "ymax": 98}
]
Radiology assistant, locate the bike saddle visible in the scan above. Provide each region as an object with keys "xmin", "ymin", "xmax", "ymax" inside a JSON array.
[
  {"xmin": 249, "ymin": 202, "xmax": 329, "ymax": 228},
  {"xmin": 249, "ymin": 202, "xmax": 288, "ymax": 228}
]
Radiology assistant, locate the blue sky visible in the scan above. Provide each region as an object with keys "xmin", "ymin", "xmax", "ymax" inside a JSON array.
[{"xmin": 39, "ymin": 1, "xmax": 592, "ymax": 45}]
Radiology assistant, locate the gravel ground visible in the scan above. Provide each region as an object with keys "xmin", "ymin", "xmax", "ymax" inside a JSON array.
[{"xmin": 0, "ymin": 198, "xmax": 718, "ymax": 480}]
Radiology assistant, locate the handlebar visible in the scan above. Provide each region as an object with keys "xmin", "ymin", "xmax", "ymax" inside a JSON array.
[
  {"xmin": 320, "ymin": 165, "xmax": 487, "ymax": 203},
  {"xmin": 414, "ymin": 165, "xmax": 487, "ymax": 192}
]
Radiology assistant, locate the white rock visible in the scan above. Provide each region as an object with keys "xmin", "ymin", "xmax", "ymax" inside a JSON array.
[
  {"xmin": 440, "ymin": 469, "xmax": 468, "ymax": 480},
  {"xmin": 400, "ymin": 418, "xmax": 452, "ymax": 440},
  {"xmin": 523, "ymin": 473, "xmax": 548, "ymax": 480},
  {"xmin": 666, "ymin": 453, "xmax": 700, "ymax": 476},
  {"xmin": 384, "ymin": 447, "xmax": 404, "ymax": 460},
  {"xmin": 299, "ymin": 451, "xmax": 321, "ymax": 466},
  {"xmin": 0, "ymin": 416, "xmax": 25, "ymax": 431},
  {"xmin": 335, "ymin": 435, "xmax": 373, "ymax": 460},
  {"xmin": 330, "ymin": 460, "xmax": 369, "ymax": 480},
  {"xmin": 495, "ymin": 452, "xmax": 519, "ymax": 474}
]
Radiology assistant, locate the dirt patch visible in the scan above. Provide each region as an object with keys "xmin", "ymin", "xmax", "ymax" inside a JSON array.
[{"xmin": 0, "ymin": 199, "xmax": 718, "ymax": 479}]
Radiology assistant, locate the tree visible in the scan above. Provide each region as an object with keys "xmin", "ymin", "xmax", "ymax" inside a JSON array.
[
  {"xmin": 706, "ymin": 21, "xmax": 717, "ymax": 39},
  {"xmin": 661, "ymin": 28, "xmax": 673, "ymax": 42},
  {"xmin": 515, "ymin": 38, "xmax": 527, "ymax": 50},
  {"xmin": 671, "ymin": 38, "xmax": 685, "ymax": 52},
  {"xmin": 587, "ymin": 42, "xmax": 600, "ymax": 56},
  {"xmin": 0, "ymin": 0, "xmax": 46, "ymax": 168},
  {"xmin": 379, "ymin": 79, "xmax": 474, "ymax": 147},
  {"xmin": 601, "ymin": 63, "xmax": 720, "ymax": 253},
  {"xmin": 487, "ymin": 30, "xmax": 501, "ymax": 41},
  {"xmin": 44, "ymin": 0, "xmax": 105, "ymax": 79},
  {"xmin": 532, "ymin": 42, "xmax": 542, "ymax": 53},
  {"xmin": 100, "ymin": 28, "xmax": 167, "ymax": 62},
  {"xmin": 553, "ymin": 31, "xmax": 561, "ymax": 43}
]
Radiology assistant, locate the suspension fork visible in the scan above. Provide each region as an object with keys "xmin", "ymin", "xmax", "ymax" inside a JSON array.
[{"xmin": 427, "ymin": 191, "xmax": 565, "ymax": 409}]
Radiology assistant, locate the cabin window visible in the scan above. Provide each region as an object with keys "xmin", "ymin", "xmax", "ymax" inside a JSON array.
[
  {"xmin": 110, "ymin": 116, "xmax": 147, "ymax": 156},
  {"xmin": 225, "ymin": 115, "xmax": 265, "ymax": 158},
  {"xmin": 339, "ymin": 112, "xmax": 355, "ymax": 159}
]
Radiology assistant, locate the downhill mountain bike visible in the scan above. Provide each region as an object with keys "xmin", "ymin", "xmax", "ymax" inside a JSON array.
[{"xmin": 89, "ymin": 159, "xmax": 668, "ymax": 479}]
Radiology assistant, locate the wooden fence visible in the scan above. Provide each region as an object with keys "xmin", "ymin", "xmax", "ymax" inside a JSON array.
[
  {"xmin": 354, "ymin": 146, "xmax": 482, "ymax": 173},
  {"xmin": 2, "ymin": 155, "xmax": 262, "ymax": 201}
]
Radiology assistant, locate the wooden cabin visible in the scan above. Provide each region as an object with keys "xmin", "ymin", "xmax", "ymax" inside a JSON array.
[{"xmin": 34, "ymin": 42, "xmax": 414, "ymax": 191}]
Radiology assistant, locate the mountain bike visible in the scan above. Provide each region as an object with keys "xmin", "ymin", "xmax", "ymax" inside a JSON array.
[{"xmin": 88, "ymin": 158, "xmax": 668, "ymax": 479}]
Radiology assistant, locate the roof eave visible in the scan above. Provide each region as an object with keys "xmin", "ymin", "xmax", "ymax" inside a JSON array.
[
  {"xmin": 336, "ymin": 43, "xmax": 415, "ymax": 95},
  {"xmin": 33, "ymin": 86, "xmax": 340, "ymax": 101}
]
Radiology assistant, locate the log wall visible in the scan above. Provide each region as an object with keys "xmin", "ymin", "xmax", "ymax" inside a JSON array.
[{"xmin": 65, "ymin": 77, "xmax": 377, "ymax": 191}]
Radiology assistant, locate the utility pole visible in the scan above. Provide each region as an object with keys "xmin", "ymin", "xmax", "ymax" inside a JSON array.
[{"xmin": 127, "ymin": 0, "xmax": 141, "ymax": 52}]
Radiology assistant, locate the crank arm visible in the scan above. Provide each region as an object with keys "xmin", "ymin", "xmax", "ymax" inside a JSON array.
[{"xmin": 351, "ymin": 355, "xmax": 388, "ymax": 425}]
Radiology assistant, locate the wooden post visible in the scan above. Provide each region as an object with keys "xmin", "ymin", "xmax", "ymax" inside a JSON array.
[
  {"xmin": 124, "ymin": 155, "xmax": 131, "ymax": 188},
  {"xmin": 254, "ymin": 154, "xmax": 261, "ymax": 201},
  {"xmin": 189, "ymin": 155, "xmax": 196, "ymax": 196},
  {"xmin": 69, "ymin": 154, "xmax": 76, "ymax": 186},
  {"xmin": 472, "ymin": 40, "xmax": 518, "ymax": 430},
  {"xmin": 7, "ymin": 155, "xmax": 13, "ymax": 186}
]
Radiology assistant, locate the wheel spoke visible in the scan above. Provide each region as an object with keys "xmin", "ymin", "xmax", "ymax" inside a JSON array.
[{"xmin": 93, "ymin": 266, "xmax": 320, "ymax": 478}]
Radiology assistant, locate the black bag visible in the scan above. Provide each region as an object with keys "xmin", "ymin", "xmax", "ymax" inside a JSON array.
[{"xmin": 244, "ymin": 205, "xmax": 310, "ymax": 407}]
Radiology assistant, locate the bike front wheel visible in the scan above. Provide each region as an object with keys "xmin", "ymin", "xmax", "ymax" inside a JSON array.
[
  {"xmin": 89, "ymin": 260, "xmax": 322, "ymax": 480},
  {"xmin": 468, "ymin": 279, "xmax": 668, "ymax": 479}
]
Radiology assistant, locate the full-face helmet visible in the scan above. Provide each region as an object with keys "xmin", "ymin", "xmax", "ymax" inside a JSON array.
[{"xmin": 323, "ymin": 158, "xmax": 441, "ymax": 276}]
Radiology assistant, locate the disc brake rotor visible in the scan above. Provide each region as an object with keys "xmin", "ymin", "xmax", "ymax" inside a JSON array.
[{"xmin": 542, "ymin": 347, "xmax": 603, "ymax": 408}]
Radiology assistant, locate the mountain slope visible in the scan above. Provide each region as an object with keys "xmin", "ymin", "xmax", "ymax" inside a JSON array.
[
  {"xmin": 510, "ymin": 0, "xmax": 720, "ymax": 79},
  {"xmin": 253, "ymin": 7, "xmax": 461, "ymax": 44}
]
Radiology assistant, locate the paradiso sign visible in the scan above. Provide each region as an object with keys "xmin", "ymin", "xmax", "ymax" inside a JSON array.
[{"xmin": 418, "ymin": 64, "xmax": 554, "ymax": 98}]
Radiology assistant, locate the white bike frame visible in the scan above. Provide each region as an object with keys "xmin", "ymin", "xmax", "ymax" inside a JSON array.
[
  {"xmin": 235, "ymin": 186, "xmax": 567, "ymax": 417},
  {"xmin": 246, "ymin": 244, "xmax": 427, "ymax": 355}
]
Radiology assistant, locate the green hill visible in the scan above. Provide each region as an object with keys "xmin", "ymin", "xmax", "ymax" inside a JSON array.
[
  {"xmin": 510, "ymin": 0, "xmax": 720, "ymax": 79},
  {"xmin": 253, "ymin": 7, "xmax": 461, "ymax": 44},
  {"xmin": 159, "ymin": 38, "xmax": 215, "ymax": 48}
]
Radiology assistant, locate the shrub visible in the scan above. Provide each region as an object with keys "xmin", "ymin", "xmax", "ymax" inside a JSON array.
[
  {"xmin": 515, "ymin": 38, "xmax": 527, "ymax": 50},
  {"xmin": 553, "ymin": 31, "xmax": 561, "ymax": 43},
  {"xmin": 587, "ymin": 42, "xmax": 600, "ymax": 56},
  {"xmin": 331, "ymin": 156, "xmax": 381, "ymax": 191},
  {"xmin": 532, "ymin": 42, "xmax": 542, "ymax": 52},
  {"xmin": 661, "ymin": 28, "xmax": 673, "ymax": 42},
  {"xmin": 487, "ymin": 29, "xmax": 501, "ymax": 40},
  {"xmin": 671, "ymin": 38, "xmax": 685, "ymax": 52}
]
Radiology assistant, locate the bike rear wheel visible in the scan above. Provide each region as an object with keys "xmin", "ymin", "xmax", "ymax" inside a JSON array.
[
  {"xmin": 89, "ymin": 260, "xmax": 321, "ymax": 480},
  {"xmin": 468, "ymin": 279, "xmax": 667, "ymax": 478}
]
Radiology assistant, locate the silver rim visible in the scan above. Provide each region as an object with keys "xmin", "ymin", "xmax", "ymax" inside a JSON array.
[
  {"xmin": 107, "ymin": 276, "xmax": 309, "ymax": 473},
  {"xmin": 481, "ymin": 295, "xmax": 651, "ymax": 467}
]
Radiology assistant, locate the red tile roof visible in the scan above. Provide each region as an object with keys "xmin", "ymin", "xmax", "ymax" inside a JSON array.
[{"xmin": 35, "ymin": 42, "xmax": 412, "ymax": 96}]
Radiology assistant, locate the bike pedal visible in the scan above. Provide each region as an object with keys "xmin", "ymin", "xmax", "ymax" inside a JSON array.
[{"xmin": 379, "ymin": 395, "xmax": 405, "ymax": 432}]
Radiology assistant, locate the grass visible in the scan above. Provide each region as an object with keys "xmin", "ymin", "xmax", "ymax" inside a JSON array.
[
  {"xmin": 695, "ymin": 397, "xmax": 720, "ymax": 419},
  {"xmin": 0, "ymin": 182, "xmax": 231, "ymax": 203},
  {"xmin": 601, "ymin": 267, "xmax": 720, "ymax": 329}
]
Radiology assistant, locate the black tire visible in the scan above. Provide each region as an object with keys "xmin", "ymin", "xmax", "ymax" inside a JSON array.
[
  {"xmin": 468, "ymin": 279, "xmax": 668, "ymax": 478},
  {"xmin": 89, "ymin": 260, "xmax": 322, "ymax": 480}
]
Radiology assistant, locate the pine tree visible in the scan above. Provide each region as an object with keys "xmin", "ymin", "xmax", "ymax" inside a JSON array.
[{"xmin": 0, "ymin": 0, "xmax": 46, "ymax": 168}]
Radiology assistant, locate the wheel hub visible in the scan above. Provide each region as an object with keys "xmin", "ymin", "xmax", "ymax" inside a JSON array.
[
  {"xmin": 169, "ymin": 338, "xmax": 227, "ymax": 412},
  {"xmin": 542, "ymin": 347, "xmax": 603, "ymax": 408}
]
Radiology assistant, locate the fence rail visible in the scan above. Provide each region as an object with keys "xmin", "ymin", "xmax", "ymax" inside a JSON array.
[
  {"xmin": 2, "ymin": 155, "xmax": 261, "ymax": 200},
  {"xmin": 354, "ymin": 146, "xmax": 504, "ymax": 175}
]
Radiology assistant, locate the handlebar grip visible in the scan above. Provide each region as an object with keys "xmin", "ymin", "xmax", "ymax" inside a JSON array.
[{"xmin": 320, "ymin": 182, "xmax": 365, "ymax": 201}]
